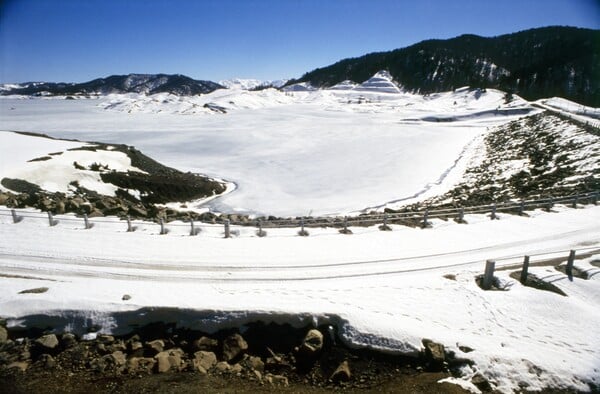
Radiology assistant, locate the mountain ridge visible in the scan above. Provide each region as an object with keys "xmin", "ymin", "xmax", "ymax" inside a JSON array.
[
  {"xmin": 1, "ymin": 73, "xmax": 224, "ymax": 96},
  {"xmin": 286, "ymin": 26, "xmax": 600, "ymax": 106}
]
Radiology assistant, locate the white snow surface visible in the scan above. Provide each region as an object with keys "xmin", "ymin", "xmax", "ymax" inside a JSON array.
[
  {"xmin": 0, "ymin": 132, "xmax": 145, "ymax": 196},
  {"xmin": 0, "ymin": 204, "xmax": 599, "ymax": 393},
  {"xmin": 0, "ymin": 84, "xmax": 535, "ymax": 216}
]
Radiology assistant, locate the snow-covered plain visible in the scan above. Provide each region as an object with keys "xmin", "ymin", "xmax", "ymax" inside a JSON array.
[
  {"xmin": 0, "ymin": 81, "xmax": 535, "ymax": 216},
  {"xmin": 1, "ymin": 74, "xmax": 599, "ymax": 392}
]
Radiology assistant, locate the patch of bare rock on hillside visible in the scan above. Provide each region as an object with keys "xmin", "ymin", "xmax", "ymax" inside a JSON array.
[{"xmin": 0, "ymin": 320, "xmax": 483, "ymax": 393}]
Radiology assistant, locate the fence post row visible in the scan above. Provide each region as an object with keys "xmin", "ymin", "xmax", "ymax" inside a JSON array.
[
  {"xmin": 11, "ymin": 209, "xmax": 23, "ymax": 224},
  {"xmin": 482, "ymin": 260, "xmax": 496, "ymax": 290},
  {"xmin": 520, "ymin": 255, "xmax": 530, "ymax": 284}
]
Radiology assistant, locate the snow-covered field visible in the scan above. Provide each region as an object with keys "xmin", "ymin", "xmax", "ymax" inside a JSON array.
[
  {"xmin": 0, "ymin": 81, "xmax": 535, "ymax": 216},
  {"xmin": 1, "ymin": 75, "xmax": 599, "ymax": 392}
]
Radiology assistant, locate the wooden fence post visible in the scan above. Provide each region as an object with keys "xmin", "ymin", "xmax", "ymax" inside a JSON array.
[
  {"xmin": 520, "ymin": 255, "xmax": 530, "ymax": 284},
  {"xmin": 572, "ymin": 196, "xmax": 578, "ymax": 209},
  {"xmin": 518, "ymin": 201, "xmax": 525, "ymax": 216},
  {"xmin": 224, "ymin": 219, "xmax": 231, "ymax": 238},
  {"xmin": 83, "ymin": 214, "xmax": 93, "ymax": 229},
  {"xmin": 298, "ymin": 217, "xmax": 309, "ymax": 236},
  {"xmin": 11, "ymin": 209, "xmax": 23, "ymax": 224},
  {"xmin": 256, "ymin": 219, "xmax": 266, "ymax": 237},
  {"xmin": 457, "ymin": 207, "xmax": 465, "ymax": 222},
  {"xmin": 593, "ymin": 192, "xmax": 598, "ymax": 205},
  {"xmin": 422, "ymin": 209, "xmax": 430, "ymax": 228},
  {"xmin": 566, "ymin": 250, "xmax": 575, "ymax": 281},
  {"xmin": 47, "ymin": 212, "xmax": 58, "ymax": 227},
  {"xmin": 339, "ymin": 216, "xmax": 352, "ymax": 234},
  {"xmin": 482, "ymin": 260, "xmax": 495, "ymax": 290},
  {"xmin": 190, "ymin": 220, "xmax": 200, "ymax": 236},
  {"xmin": 159, "ymin": 219, "xmax": 167, "ymax": 235},
  {"xmin": 490, "ymin": 203, "xmax": 498, "ymax": 220},
  {"xmin": 126, "ymin": 215, "xmax": 134, "ymax": 232},
  {"xmin": 546, "ymin": 197, "xmax": 553, "ymax": 211}
]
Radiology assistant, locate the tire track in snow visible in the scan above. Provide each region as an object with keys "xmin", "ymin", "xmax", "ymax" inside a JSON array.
[{"xmin": 0, "ymin": 226, "xmax": 598, "ymax": 282}]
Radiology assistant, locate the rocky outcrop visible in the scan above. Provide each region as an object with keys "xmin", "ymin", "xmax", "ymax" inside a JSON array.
[
  {"xmin": 222, "ymin": 334, "xmax": 248, "ymax": 362},
  {"xmin": 0, "ymin": 323, "xmax": 477, "ymax": 391}
]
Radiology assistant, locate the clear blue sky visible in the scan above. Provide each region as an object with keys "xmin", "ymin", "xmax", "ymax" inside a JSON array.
[{"xmin": 1, "ymin": 0, "xmax": 598, "ymax": 83}]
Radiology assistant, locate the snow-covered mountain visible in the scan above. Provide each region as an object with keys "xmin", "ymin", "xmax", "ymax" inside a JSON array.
[
  {"xmin": 0, "ymin": 74, "xmax": 225, "ymax": 96},
  {"xmin": 219, "ymin": 78, "xmax": 288, "ymax": 90},
  {"xmin": 290, "ymin": 26, "xmax": 600, "ymax": 106}
]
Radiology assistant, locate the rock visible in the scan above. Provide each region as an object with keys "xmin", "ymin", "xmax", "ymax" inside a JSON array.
[
  {"xmin": 7, "ymin": 361, "xmax": 28, "ymax": 372},
  {"xmin": 111, "ymin": 351, "xmax": 127, "ymax": 367},
  {"xmin": 129, "ymin": 341, "xmax": 144, "ymax": 357},
  {"xmin": 109, "ymin": 340, "xmax": 127, "ymax": 353},
  {"xmin": 154, "ymin": 349, "xmax": 184, "ymax": 373},
  {"xmin": 87, "ymin": 208, "xmax": 104, "ymax": 218},
  {"xmin": 155, "ymin": 353, "xmax": 171, "ymax": 373},
  {"xmin": 122, "ymin": 294, "xmax": 131, "ymax": 301},
  {"xmin": 145, "ymin": 339, "xmax": 164, "ymax": 355},
  {"xmin": 231, "ymin": 363, "xmax": 243, "ymax": 374},
  {"xmin": 192, "ymin": 336, "xmax": 218, "ymax": 352},
  {"xmin": 193, "ymin": 351, "xmax": 217, "ymax": 373},
  {"xmin": 300, "ymin": 329, "xmax": 323, "ymax": 356},
  {"xmin": 330, "ymin": 360, "xmax": 351, "ymax": 382},
  {"xmin": 472, "ymin": 373, "xmax": 492, "ymax": 391},
  {"xmin": 215, "ymin": 361, "xmax": 231, "ymax": 373},
  {"xmin": 38, "ymin": 353, "xmax": 56, "ymax": 369},
  {"xmin": 253, "ymin": 370, "xmax": 262, "ymax": 381},
  {"xmin": 245, "ymin": 355, "xmax": 264, "ymax": 373},
  {"xmin": 222, "ymin": 333, "xmax": 248, "ymax": 362},
  {"xmin": 97, "ymin": 334, "xmax": 115, "ymax": 344},
  {"xmin": 89, "ymin": 356, "xmax": 108, "ymax": 372},
  {"xmin": 422, "ymin": 339, "xmax": 446, "ymax": 363},
  {"xmin": 0, "ymin": 326, "xmax": 7, "ymax": 344},
  {"xmin": 265, "ymin": 373, "xmax": 289, "ymax": 387},
  {"xmin": 61, "ymin": 333, "xmax": 78, "ymax": 348},
  {"xmin": 0, "ymin": 193, "xmax": 10, "ymax": 205},
  {"xmin": 458, "ymin": 345, "xmax": 474, "ymax": 353},
  {"xmin": 127, "ymin": 357, "xmax": 155, "ymax": 374},
  {"xmin": 35, "ymin": 334, "xmax": 59, "ymax": 350},
  {"xmin": 129, "ymin": 205, "xmax": 148, "ymax": 217}
]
